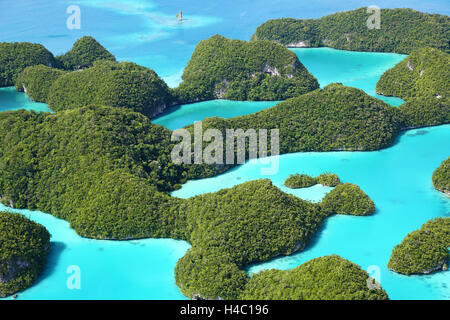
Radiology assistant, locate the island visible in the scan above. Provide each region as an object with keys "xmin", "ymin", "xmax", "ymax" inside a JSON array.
[
  {"xmin": 15, "ymin": 65, "xmax": 66, "ymax": 102},
  {"xmin": 0, "ymin": 211, "xmax": 51, "ymax": 298},
  {"xmin": 0, "ymin": 104, "xmax": 381, "ymax": 299},
  {"xmin": 55, "ymin": 36, "xmax": 116, "ymax": 71},
  {"xmin": 0, "ymin": 7, "xmax": 448, "ymax": 298},
  {"xmin": 284, "ymin": 173, "xmax": 340, "ymax": 188},
  {"xmin": 251, "ymin": 8, "xmax": 450, "ymax": 54},
  {"xmin": 320, "ymin": 183, "xmax": 375, "ymax": 216},
  {"xmin": 241, "ymin": 255, "xmax": 388, "ymax": 300},
  {"xmin": 174, "ymin": 34, "xmax": 319, "ymax": 103},
  {"xmin": 46, "ymin": 60, "xmax": 173, "ymax": 118},
  {"xmin": 388, "ymin": 158, "xmax": 449, "ymax": 275},
  {"xmin": 0, "ymin": 42, "xmax": 56, "ymax": 87}
]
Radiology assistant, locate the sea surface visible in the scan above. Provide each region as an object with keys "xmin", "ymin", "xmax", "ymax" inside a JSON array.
[{"xmin": 0, "ymin": 0, "xmax": 449, "ymax": 300}]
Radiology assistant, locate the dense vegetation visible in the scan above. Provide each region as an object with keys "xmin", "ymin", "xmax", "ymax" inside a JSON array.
[
  {"xmin": 187, "ymin": 84, "xmax": 403, "ymax": 159},
  {"xmin": 321, "ymin": 183, "xmax": 375, "ymax": 215},
  {"xmin": 15, "ymin": 65, "xmax": 66, "ymax": 102},
  {"xmin": 174, "ymin": 179, "xmax": 324, "ymax": 299},
  {"xmin": 251, "ymin": 8, "xmax": 450, "ymax": 54},
  {"xmin": 0, "ymin": 211, "xmax": 50, "ymax": 297},
  {"xmin": 174, "ymin": 34, "xmax": 319, "ymax": 103},
  {"xmin": 432, "ymin": 156, "xmax": 450, "ymax": 195},
  {"xmin": 47, "ymin": 60, "xmax": 173, "ymax": 117},
  {"xmin": 241, "ymin": 255, "xmax": 388, "ymax": 300},
  {"xmin": 7, "ymin": 37, "xmax": 171, "ymax": 117},
  {"xmin": 0, "ymin": 42, "xmax": 56, "ymax": 87},
  {"xmin": 0, "ymin": 105, "xmax": 381, "ymax": 298},
  {"xmin": 388, "ymin": 218, "xmax": 450, "ymax": 275},
  {"xmin": 55, "ymin": 36, "xmax": 116, "ymax": 70},
  {"xmin": 4, "ymin": 30, "xmax": 447, "ymax": 299},
  {"xmin": 377, "ymin": 47, "xmax": 450, "ymax": 128},
  {"xmin": 285, "ymin": 173, "xmax": 340, "ymax": 188}
]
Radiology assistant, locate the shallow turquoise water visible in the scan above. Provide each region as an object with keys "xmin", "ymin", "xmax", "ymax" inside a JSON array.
[
  {"xmin": 1, "ymin": 0, "xmax": 448, "ymax": 85},
  {"xmin": 0, "ymin": 0, "xmax": 449, "ymax": 300},
  {"xmin": 293, "ymin": 48, "xmax": 406, "ymax": 106},
  {"xmin": 173, "ymin": 125, "xmax": 450, "ymax": 300},
  {"xmin": 0, "ymin": 87, "xmax": 52, "ymax": 113},
  {"xmin": 153, "ymin": 100, "xmax": 280, "ymax": 130},
  {"xmin": 0, "ymin": 204, "xmax": 191, "ymax": 300}
]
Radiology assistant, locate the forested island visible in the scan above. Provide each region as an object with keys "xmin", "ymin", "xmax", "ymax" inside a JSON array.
[
  {"xmin": 0, "ymin": 42, "xmax": 56, "ymax": 87},
  {"xmin": 10, "ymin": 37, "xmax": 173, "ymax": 118},
  {"xmin": 0, "ymin": 212, "xmax": 50, "ymax": 297},
  {"xmin": 0, "ymin": 5, "xmax": 449, "ymax": 299},
  {"xmin": 241, "ymin": 255, "xmax": 388, "ymax": 300},
  {"xmin": 251, "ymin": 8, "xmax": 450, "ymax": 54},
  {"xmin": 388, "ymin": 218, "xmax": 449, "ymax": 275},
  {"xmin": 174, "ymin": 34, "xmax": 319, "ymax": 103},
  {"xmin": 8, "ymin": 35, "xmax": 320, "ymax": 116},
  {"xmin": 377, "ymin": 47, "xmax": 450, "ymax": 128},
  {"xmin": 55, "ymin": 36, "xmax": 116, "ymax": 70},
  {"xmin": 388, "ymin": 159, "xmax": 449, "ymax": 275},
  {"xmin": 186, "ymin": 84, "xmax": 403, "ymax": 156},
  {"xmin": 285, "ymin": 173, "xmax": 340, "ymax": 188},
  {"xmin": 432, "ymin": 156, "xmax": 450, "ymax": 195}
]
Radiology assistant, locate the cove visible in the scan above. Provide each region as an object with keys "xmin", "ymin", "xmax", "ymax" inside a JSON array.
[
  {"xmin": 0, "ymin": 87, "xmax": 52, "ymax": 113},
  {"xmin": 172, "ymin": 125, "xmax": 450, "ymax": 300}
]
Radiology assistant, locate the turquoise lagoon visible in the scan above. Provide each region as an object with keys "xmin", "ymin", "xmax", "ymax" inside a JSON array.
[
  {"xmin": 153, "ymin": 100, "xmax": 280, "ymax": 131},
  {"xmin": 293, "ymin": 48, "xmax": 406, "ymax": 106},
  {"xmin": 0, "ymin": 87, "xmax": 51, "ymax": 113},
  {"xmin": 173, "ymin": 125, "xmax": 450, "ymax": 300},
  {"xmin": 0, "ymin": 48, "xmax": 448, "ymax": 301},
  {"xmin": 0, "ymin": 0, "xmax": 449, "ymax": 300},
  {"xmin": 0, "ymin": 203, "xmax": 191, "ymax": 300}
]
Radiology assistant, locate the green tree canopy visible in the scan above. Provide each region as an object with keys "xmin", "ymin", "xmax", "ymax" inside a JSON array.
[
  {"xmin": 252, "ymin": 8, "xmax": 450, "ymax": 54},
  {"xmin": 241, "ymin": 255, "xmax": 388, "ymax": 300},
  {"xmin": 432, "ymin": 156, "xmax": 450, "ymax": 195},
  {"xmin": 377, "ymin": 47, "xmax": 450, "ymax": 128},
  {"xmin": 47, "ymin": 60, "xmax": 173, "ymax": 117},
  {"xmin": 0, "ymin": 211, "xmax": 50, "ymax": 297}
]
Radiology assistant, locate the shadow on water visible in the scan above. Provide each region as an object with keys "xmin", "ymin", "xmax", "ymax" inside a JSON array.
[
  {"xmin": 31, "ymin": 241, "xmax": 66, "ymax": 287},
  {"xmin": 244, "ymin": 217, "xmax": 332, "ymax": 275}
]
